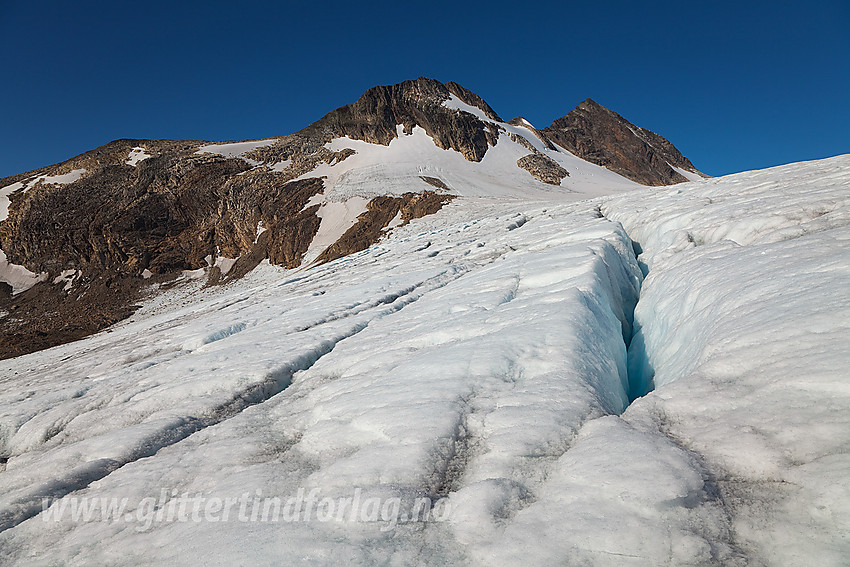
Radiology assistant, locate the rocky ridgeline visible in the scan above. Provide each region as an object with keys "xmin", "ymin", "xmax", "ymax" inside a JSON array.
[{"xmin": 0, "ymin": 78, "xmax": 702, "ymax": 359}]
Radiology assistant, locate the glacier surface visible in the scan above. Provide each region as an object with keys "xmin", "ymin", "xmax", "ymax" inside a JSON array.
[{"xmin": 0, "ymin": 155, "xmax": 848, "ymax": 566}]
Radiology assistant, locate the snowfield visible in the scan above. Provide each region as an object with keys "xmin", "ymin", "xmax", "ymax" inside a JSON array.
[
  {"xmin": 0, "ymin": 155, "xmax": 848, "ymax": 566},
  {"xmin": 298, "ymin": 123, "xmax": 639, "ymax": 202}
]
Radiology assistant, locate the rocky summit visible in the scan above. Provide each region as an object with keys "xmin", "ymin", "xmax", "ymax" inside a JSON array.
[
  {"xmin": 0, "ymin": 77, "xmax": 703, "ymax": 359},
  {"xmin": 543, "ymin": 98, "xmax": 704, "ymax": 186}
]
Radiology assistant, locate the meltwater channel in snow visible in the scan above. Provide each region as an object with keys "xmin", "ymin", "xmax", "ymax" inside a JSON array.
[{"xmin": 0, "ymin": 155, "xmax": 848, "ymax": 566}]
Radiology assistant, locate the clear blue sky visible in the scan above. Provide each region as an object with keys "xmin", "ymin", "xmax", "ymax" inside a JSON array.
[{"xmin": 1, "ymin": 0, "xmax": 848, "ymax": 179}]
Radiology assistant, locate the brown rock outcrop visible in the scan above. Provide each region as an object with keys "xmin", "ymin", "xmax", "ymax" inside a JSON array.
[{"xmin": 516, "ymin": 153, "xmax": 569, "ymax": 185}]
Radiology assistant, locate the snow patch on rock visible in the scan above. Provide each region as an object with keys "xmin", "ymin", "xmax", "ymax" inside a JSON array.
[
  {"xmin": 195, "ymin": 140, "xmax": 277, "ymax": 165},
  {"xmin": 125, "ymin": 147, "xmax": 151, "ymax": 166}
]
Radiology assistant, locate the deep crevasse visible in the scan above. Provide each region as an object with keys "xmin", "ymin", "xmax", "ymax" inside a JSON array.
[{"xmin": 603, "ymin": 155, "xmax": 850, "ymax": 566}]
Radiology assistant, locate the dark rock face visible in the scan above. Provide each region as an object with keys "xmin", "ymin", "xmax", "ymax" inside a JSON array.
[
  {"xmin": 239, "ymin": 78, "xmax": 504, "ymax": 187},
  {"xmin": 0, "ymin": 135, "xmax": 452, "ymax": 359},
  {"xmin": 0, "ymin": 146, "xmax": 327, "ymax": 279},
  {"xmin": 507, "ymin": 131, "xmax": 569, "ymax": 185},
  {"xmin": 0, "ymin": 139, "xmax": 336, "ymax": 359},
  {"xmin": 419, "ymin": 176, "xmax": 451, "ymax": 191},
  {"xmin": 280, "ymin": 77, "xmax": 501, "ymax": 162},
  {"xmin": 542, "ymin": 98, "xmax": 705, "ymax": 186}
]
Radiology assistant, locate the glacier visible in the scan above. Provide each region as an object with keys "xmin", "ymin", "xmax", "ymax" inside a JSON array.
[{"xmin": 0, "ymin": 155, "xmax": 848, "ymax": 565}]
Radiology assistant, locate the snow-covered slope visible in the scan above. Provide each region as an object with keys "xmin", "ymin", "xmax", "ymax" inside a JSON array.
[
  {"xmin": 0, "ymin": 155, "xmax": 848, "ymax": 566},
  {"xmin": 297, "ymin": 124, "xmax": 639, "ymax": 202},
  {"xmin": 296, "ymin": 113, "xmax": 640, "ymax": 203}
]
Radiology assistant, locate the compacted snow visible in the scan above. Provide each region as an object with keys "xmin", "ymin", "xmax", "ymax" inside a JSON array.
[
  {"xmin": 603, "ymin": 155, "xmax": 850, "ymax": 565},
  {"xmin": 0, "ymin": 155, "xmax": 848, "ymax": 566}
]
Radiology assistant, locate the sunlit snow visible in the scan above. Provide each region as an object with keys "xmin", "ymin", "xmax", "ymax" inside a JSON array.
[
  {"xmin": 52, "ymin": 269, "xmax": 80, "ymax": 292},
  {"xmin": 297, "ymin": 125, "xmax": 638, "ymax": 202},
  {"xmin": 36, "ymin": 169, "xmax": 86, "ymax": 187},
  {"xmin": 0, "ymin": 154, "xmax": 847, "ymax": 566},
  {"xmin": 301, "ymin": 196, "xmax": 370, "ymax": 265}
]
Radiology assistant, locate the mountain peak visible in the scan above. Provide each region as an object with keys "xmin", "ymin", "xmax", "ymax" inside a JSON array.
[
  {"xmin": 543, "ymin": 99, "xmax": 705, "ymax": 186},
  {"xmin": 578, "ymin": 97, "xmax": 604, "ymax": 109},
  {"xmin": 295, "ymin": 77, "xmax": 501, "ymax": 162}
]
